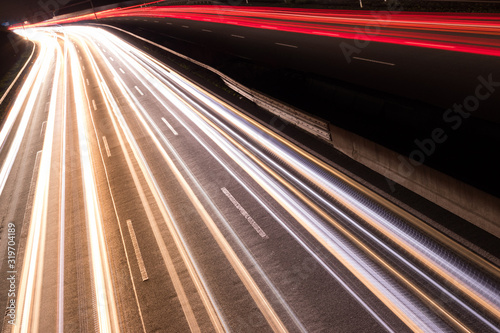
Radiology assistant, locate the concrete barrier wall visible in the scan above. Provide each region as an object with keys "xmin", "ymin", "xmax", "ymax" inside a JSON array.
[{"xmin": 330, "ymin": 123, "xmax": 500, "ymax": 238}]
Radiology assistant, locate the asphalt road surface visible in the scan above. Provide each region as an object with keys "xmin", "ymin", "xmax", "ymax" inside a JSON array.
[{"xmin": 0, "ymin": 26, "xmax": 499, "ymax": 332}]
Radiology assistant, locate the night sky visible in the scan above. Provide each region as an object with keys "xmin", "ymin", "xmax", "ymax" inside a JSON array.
[
  {"xmin": 0, "ymin": 0, "xmax": 123, "ymax": 24},
  {"xmin": 0, "ymin": 0, "xmax": 34, "ymax": 23}
]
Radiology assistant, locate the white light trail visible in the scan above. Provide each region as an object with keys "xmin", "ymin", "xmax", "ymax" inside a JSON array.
[
  {"xmin": 101, "ymin": 25, "xmax": 499, "ymax": 330},
  {"xmin": 69, "ymin": 39, "xmax": 119, "ymax": 333},
  {"xmin": 89, "ymin": 32, "xmax": 304, "ymax": 331},
  {"xmin": 15, "ymin": 35, "xmax": 61, "ymax": 333},
  {"xmin": 0, "ymin": 37, "xmax": 51, "ymax": 195},
  {"xmin": 57, "ymin": 31, "xmax": 69, "ymax": 333},
  {"xmin": 162, "ymin": 58, "xmax": 500, "ymax": 323},
  {"xmin": 12, "ymin": 25, "xmax": 500, "ymax": 333}
]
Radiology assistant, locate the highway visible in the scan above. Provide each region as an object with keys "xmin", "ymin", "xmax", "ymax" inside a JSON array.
[
  {"xmin": 0, "ymin": 25, "xmax": 499, "ymax": 332},
  {"xmin": 89, "ymin": 6, "xmax": 500, "ymax": 198}
]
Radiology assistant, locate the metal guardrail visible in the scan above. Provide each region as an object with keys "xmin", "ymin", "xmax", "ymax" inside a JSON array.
[
  {"xmin": 222, "ymin": 78, "xmax": 332, "ymax": 142},
  {"xmin": 96, "ymin": 24, "xmax": 332, "ymax": 143}
]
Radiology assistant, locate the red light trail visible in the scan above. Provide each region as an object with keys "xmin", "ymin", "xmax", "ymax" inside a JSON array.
[{"xmin": 11, "ymin": 6, "xmax": 500, "ymax": 57}]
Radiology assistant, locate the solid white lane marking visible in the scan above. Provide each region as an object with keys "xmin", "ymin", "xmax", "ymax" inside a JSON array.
[
  {"xmin": 119, "ymin": 68, "xmax": 125, "ymax": 74},
  {"xmin": 127, "ymin": 220, "xmax": 149, "ymax": 281},
  {"xmin": 161, "ymin": 117, "xmax": 178, "ymax": 136},
  {"xmin": 352, "ymin": 57, "xmax": 395, "ymax": 66},
  {"xmin": 92, "ymin": 99, "xmax": 97, "ymax": 110},
  {"xmin": 134, "ymin": 86, "xmax": 144, "ymax": 96},
  {"xmin": 221, "ymin": 187, "xmax": 268, "ymax": 239},
  {"xmin": 275, "ymin": 42, "xmax": 298, "ymax": 48},
  {"xmin": 202, "ymin": 29, "xmax": 212, "ymax": 32},
  {"xmin": 102, "ymin": 136, "xmax": 111, "ymax": 157},
  {"xmin": 231, "ymin": 34, "xmax": 245, "ymax": 38}
]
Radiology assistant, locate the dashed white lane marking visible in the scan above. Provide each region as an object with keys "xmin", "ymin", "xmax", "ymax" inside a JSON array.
[
  {"xmin": 40, "ymin": 121, "xmax": 47, "ymax": 138},
  {"xmin": 24, "ymin": 150, "xmax": 42, "ymax": 223},
  {"xmin": 221, "ymin": 187, "xmax": 268, "ymax": 239},
  {"xmin": 134, "ymin": 86, "xmax": 144, "ymax": 96},
  {"xmin": 161, "ymin": 117, "xmax": 178, "ymax": 136},
  {"xmin": 86, "ymin": 78, "xmax": 89, "ymax": 85},
  {"xmin": 352, "ymin": 56, "xmax": 395, "ymax": 66},
  {"xmin": 82, "ymin": 65, "xmax": 85, "ymax": 71},
  {"xmin": 275, "ymin": 42, "xmax": 298, "ymax": 48},
  {"xmin": 92, "ymin": 99, "xmax": 97, "ymax": 110},
  {"xmin": 109, "ymin": 57, "xmax": 114, "ymax": 61},
  {"xmin": 127, "ymin": 220, "xmax": 149, "ymax": 281},
  {"xmin": 102, "ymin": 136, "xmax": 111, "ymax": 157},
  {"xmin": 231, "ymin": 34, "xmax": 245, "ymax": 38},
  {"xmin": 182, "ymin": 25, "xmax": 189, "ymax": 28},
  {"xmin": 119, "ymin": 68, "xmax": 125, "ymax": 74},
  {"xmin": 202, "ymin": 29, "xmax": 212, "ymax": 32}
]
